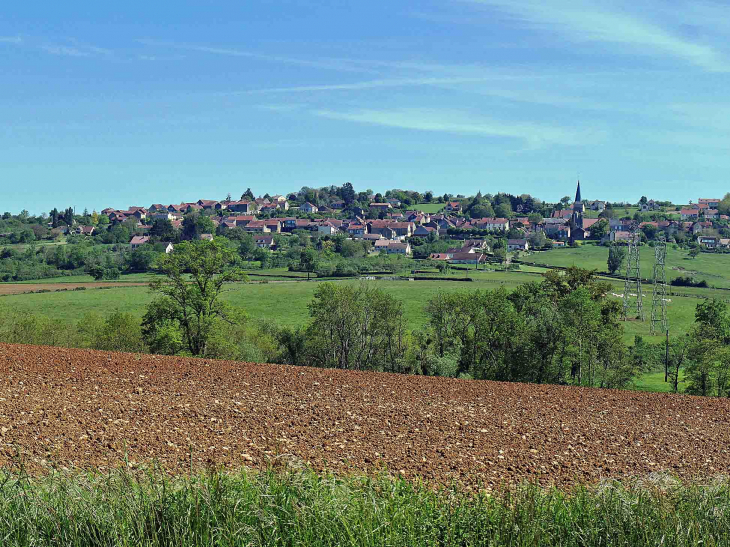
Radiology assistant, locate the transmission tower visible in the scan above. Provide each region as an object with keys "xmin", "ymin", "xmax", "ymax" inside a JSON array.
[
  {"xmin": 650, "ymin": 236, "xmax": 668, "ymax": 335},
  {"xmin": 623, "ymin": 224, "xmax": 644, "ymax": 321}
]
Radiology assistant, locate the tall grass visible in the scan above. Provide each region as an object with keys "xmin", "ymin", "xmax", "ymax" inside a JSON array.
[{"xmin": 0, "ymin": 467, "xmax": 728, "ymax": 546}]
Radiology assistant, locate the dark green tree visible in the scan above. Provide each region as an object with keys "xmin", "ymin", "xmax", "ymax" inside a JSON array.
[{"xmin": 143, "ymin": 240, "xmax": 246, "ymax": 356}]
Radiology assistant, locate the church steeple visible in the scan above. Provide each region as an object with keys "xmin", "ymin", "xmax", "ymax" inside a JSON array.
[{"xmin": 574, "ymin": 180, "xmax": 582, "ymax": 204}]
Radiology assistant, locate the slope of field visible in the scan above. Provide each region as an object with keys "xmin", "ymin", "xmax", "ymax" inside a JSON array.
[
  {"xmin": 1, "ymin": 344, "xmax": 728, "ymax": 488},
  {"xmin": 532, "ymin": 245, "xmax": 730, "ymax": 289},
  {"xmin": 0, "ymin": 270, "xmax": 714, "ymax": 344}
]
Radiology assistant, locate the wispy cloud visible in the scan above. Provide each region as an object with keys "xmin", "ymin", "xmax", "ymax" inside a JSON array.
[
  {"xmin": 247, "ymin": 76, "xmax": 506, "ymax": 94},
  {"xmin": 41, "ymin": 45, "xmax": 90, "ymax": 57},
  {"xmin": 40, "ymin": 40, "xmax": 112, "ymax": 58},
  {"xmin": 137, "ymin": 39, "xmax": 380, "ymax": 74},
  {"xmin": 0, "ymin": 36, "xmax": 22, "ymax": 44},
  {"xmin": 313, "ymin": 107, "xmax": 604, "ymax": 149},
  {"xmin": 464, "ymin": 0, "xmax": 730, "ymax": 72}
]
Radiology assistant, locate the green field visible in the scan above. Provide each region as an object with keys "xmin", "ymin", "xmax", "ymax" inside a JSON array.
[
  {"xmin": 3, "ymin": 468, "xmax": 728, "ymax": 547},
  {"xmin": 16, "ymin": 272, "xmax": 159, "ymax": 284},
  {"xmin": 632, "ymin": 369, "xmax": 685, "ymax": 393},
  {"xmin": 0, "ymin": 266, "xmax": 713, "ymax": 344},
  {"xmin": 414, "ymin": 202, "xmax": 445, "ymax": 213},
  {"xmin": 528, "ymin": 244, "xmax": 730, "ymax": 289}
]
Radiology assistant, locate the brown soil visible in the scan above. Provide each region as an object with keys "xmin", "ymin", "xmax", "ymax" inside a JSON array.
[
  {"xmin": 1, "ymin": 343, "xmax": 729, "ymax": 487},
  {"xmin": 0, "ymin": 283, "xmax": 148, "ymax": 295}
]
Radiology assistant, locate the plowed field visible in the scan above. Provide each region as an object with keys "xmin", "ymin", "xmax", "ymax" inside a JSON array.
[{"xmin": 1, "ymin": 343, "xmax": 729, "ymax": 487}]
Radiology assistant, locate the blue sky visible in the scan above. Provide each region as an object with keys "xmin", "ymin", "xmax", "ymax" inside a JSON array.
[{"xmin": 2, "ymin": 0, "xmax": 729, "ymax": 214}]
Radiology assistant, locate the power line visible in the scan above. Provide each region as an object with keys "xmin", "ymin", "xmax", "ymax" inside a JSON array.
[
  {"xmin": 650, "ymin": 236, "xmax": 668, "ymax": 335},
  {"xmin": 623, "ymin": 223, "xmax": 644, "ymax": 321}
]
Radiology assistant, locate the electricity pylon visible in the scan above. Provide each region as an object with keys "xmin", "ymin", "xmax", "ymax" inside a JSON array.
[
  {"xmin": 623, "ymin": 224, "xmax": 644, "ymax": 321},
  {"xmin": 650, "ymin": 236, "xmax": 668, "ymax": 335}
]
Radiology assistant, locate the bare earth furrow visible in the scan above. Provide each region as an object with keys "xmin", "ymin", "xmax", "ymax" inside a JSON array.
[{"xmin": 1, "ymin": 343, "xmax": 729, "ymax": 488}]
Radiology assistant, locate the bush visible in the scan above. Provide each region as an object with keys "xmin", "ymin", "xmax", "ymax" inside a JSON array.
[
  {"xmin": 91, "ymin": 312, "xmax": 146, "ymax": 353},
  {"xmin": 671, "ymin": 276, "xmax": 708, "ymax": 288}
]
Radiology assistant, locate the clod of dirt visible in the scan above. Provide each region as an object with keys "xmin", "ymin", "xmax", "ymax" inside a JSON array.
[{"xmin": 1, "ymin": 343, "xmax": 729, "ymax": 488}]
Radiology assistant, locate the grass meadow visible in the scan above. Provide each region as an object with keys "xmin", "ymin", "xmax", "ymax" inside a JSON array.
[
  {"xmin": 527, "ymin": 244, "xmax": 730, "ymax": 289},
  {"xmin": 1, "ymin": 467, "xmax": 728, "ymax": 547},
  {"xmin": 3, "ymin": 245, "xmax": 726, "ymax": 394},
  {"xmin": 0, "ymin": 266, "xmax": 712, "ymax": 347},
  {"xmin": 414, "ymin": 202, "xmax": 446, "ymax": 213}
]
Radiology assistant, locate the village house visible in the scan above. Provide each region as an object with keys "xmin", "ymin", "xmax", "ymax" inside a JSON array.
[
  {"xmin": 75, "ymin": 225, "xmax": 95, "ymax": 236},
  {"xmin": 301, "ymin": 202, "xmax": 318, "ymax": 214},
  {"xmin": 243, "ymin": 220, "xmax": 271, "ymax": 233},
  {"xmin": 369, "ymin": 202, "xmax": 393, "ymax": 212},
  {"xmin": 160, "ymin": 242, "xmax": 175, "ymax": 254},
  {"xmin": 413, "ymin": 225, "xmax": 438, "ymax": 238},
  {"xmin": 698, "ymin": 198, "xmax": 721, "ymax": 208},
  {"xmin": 385, "ymin": 242, "xmax": 411, "ymax": 256},
  {"xmin": 448, "ymin": 252, "xmax": 487, "ymax": 265},
  {"xmin": 199, "ymin": 234, "xmax": 214, "ymax": 241},
  {"xmin": 507, "ymin": 239, "xmax": 529, "ymax": 251},
  {"xmin": 225, "ymin": 215, "xmax": 256, "ymax": 227},
  {"xmin": 254, "ymin": 234, "xmax": 275, "ymax": 249},
  {"xmin": 330, "ymin": 199, "xmax": 345, "ymax": 209},
  {"xmin": 226, "ymin": 200, "xmax": 257, "ymax": 213},
  {"xmin": 552, "ymin": 210, "xmax": 573, "ymax": 220},
  {"xmin": 586, "ymin": 200, "xmax": 607, "ymax": 212},
  {"xmin": 474, "ymin": 218, "xmax": 510, "ymax": 232},
  {"xmin": 541, "ymin": 218, "xmax": 570, "ymax": 240},
  {"xmin": 429, "ymin": 253, "xmax": 450, "ymax": 260},
  {"xmin": 195, "ymin": 200, "xmax": 225, "ymax": 211},
  {"xmin": 344, "ymin": 223, "xmax": 364, "ymax": 237},
  {"xmin": 149, "ymin": 211, "xmax": 175, "ymax": 221},
  {"xmin": 640, "ymin": 199, "xmax": 661, "ymax": 212},
  {"xmin": 604, "ymin": 230, "xmax": 633, "ymax": 244},
  {"xmin": 264, "ymin": 220, "xmax": 281, "ymax": 233},
  {"xmin": 130, "ymin": 235, "xmax": 149, "ymax": 249},
  {"xmin": 444, "ymin": 201, "xmax": 462, "ymax": 213},
  {"xmin": 681, "ymin": 208, "xmax": 700, "ymax": 220},
  {"xmin": 317, "ymin": 222, "xmax": 338, "ymax": 236},
  {"xmin": 697, "ymin": 236, "xmax": 718, "ymax": 249}
]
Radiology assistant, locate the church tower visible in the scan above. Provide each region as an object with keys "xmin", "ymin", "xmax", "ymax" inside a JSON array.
[
  {"xmin": 569, "ymin": 180, "xmax": 585, "ymax": 243},
  {"xmin": 572, "ymin": 180, "xmax": 584, "ymax": 229}
]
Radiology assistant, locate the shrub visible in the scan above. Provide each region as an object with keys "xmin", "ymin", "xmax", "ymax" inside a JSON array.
[{"xmin": 671, "ymin": 276, "xmax": 708, "ymax": 288}]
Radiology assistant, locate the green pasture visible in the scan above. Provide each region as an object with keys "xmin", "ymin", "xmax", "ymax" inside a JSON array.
[
  {"xmin": 0, "ymin": 267, "xmax": 716, "ymax": 343},
  {"xmin": 528, "ymin": 244, "xmax": 730, "ymax": 289},
  {"xmin": 633, "ymin": 369, "xmax": 686, "ymax": 393},
  {"xmin": 15, "ymin": 272, "xmax": 160, "ymax": 284},
  {"xmin": 1, "ymin": 238, "xmax": 68, "ymax": 252},
  {"xmin": 414, "ymin": 202, "xmax": 445, "ymax": 213}
]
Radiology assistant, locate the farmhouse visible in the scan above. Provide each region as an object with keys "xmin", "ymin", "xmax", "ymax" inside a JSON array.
[
  {"xmin": 374, "ymin": 240, "xmax": 412, "ymax": 256},
  {"xmin": 197, "ymin": 200, "xmax": 226, "ymax": 211},
  {"xmin": 317, "ymin": 222, "xmax": 338, "ymax": 235},
  {"xmin": 640, "ymin": 200, "xmax": 661, "ymax": 212},
  {"xmin": 129, "ymin": 236, "xmax": 149, "ymax": 249},
  {"xmin": 254, "ymin": 235, "xmax": 275, "ymax": 249},
  {"xmin": 243, "ymin": 220, "xmax": 271, "ymax": 233},
  {"xmin": 697, "ymin": 236, "xmax": 718, "ymax": 249},
  {"xmin": 301, "ymin": 202, "xmax": 318, "ymax": 213},
  {"xmin": 347, "ymin": 224, "xmax": 366, "ymax": 237},
  {"xmin": 698, "ymin": 198, "xmax": 720, "ymax": 208},
  {"xmin": 507, "ymin": 239, "xmax": 529, "ymax": 251},
  {"xmin": 448, "ymin": 252, "xmax": 487, "ymax": 265}
]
